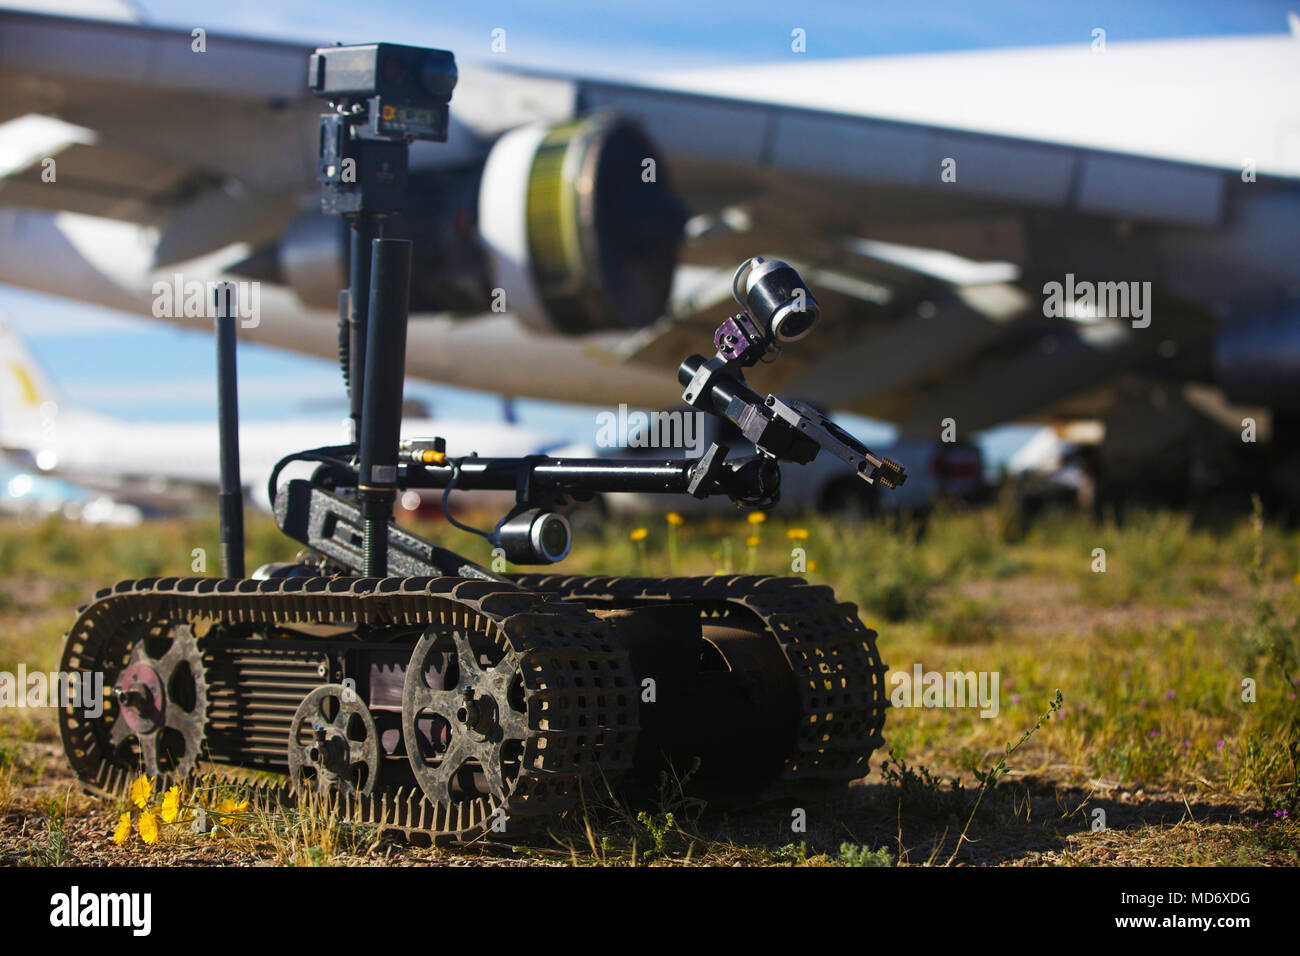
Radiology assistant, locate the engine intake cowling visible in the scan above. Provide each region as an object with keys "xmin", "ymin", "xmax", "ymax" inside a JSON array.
[
  {"xmin": 478, "ymin": 115, "xmax": 686, "ymax": 334},
  {"xmin": 236, "ymin": 115, "xmax": 686, "ymax": 335}
]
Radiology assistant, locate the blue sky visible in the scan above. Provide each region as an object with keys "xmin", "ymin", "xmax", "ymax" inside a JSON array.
[
  {"xmin": 1, "ymin": 0, "xmax": 1295, "ymax": 478},
  {"xmin": 131, "ymin": 0, "xmax": 1296, "ymax": 66}
]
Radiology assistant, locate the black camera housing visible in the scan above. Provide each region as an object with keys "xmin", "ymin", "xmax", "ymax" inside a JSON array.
[
  {"xmin": 308, "ymin": 43, "xmax": 457, "ymax": 142},
  {"xmin": 310, "ymin": 43, "xmax": 458, "ymax": 215}
]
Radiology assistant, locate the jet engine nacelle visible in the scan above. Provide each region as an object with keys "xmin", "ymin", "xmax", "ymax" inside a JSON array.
[
  {"xmin": 478, "ymin": 115, "xmax": 685, "ymax": 334},
  {"xmin": 246, "ymin": 115, "xmax": 685, "ymax": 335}
]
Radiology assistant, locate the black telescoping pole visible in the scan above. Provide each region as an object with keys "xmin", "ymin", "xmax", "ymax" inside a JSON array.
[
  {"xmin": 214, "ymin": 281, "xmax": 245, "ymax": 578},
  {"xmin": 357, "ymin": 238, "xmax": 413, "ymax": 578},
  {"xmin": 347, "ymin": 214, "xmax": 378, "ymax": 443}
]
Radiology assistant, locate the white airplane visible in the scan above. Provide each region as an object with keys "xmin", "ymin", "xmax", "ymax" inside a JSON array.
[
  {"xmin": 0, "ymin": 313, "xmax": 574, "ymax": 513},
  {"xmin": 0, "ymin": 2, "xmax": 1297, "ymax": 504}
]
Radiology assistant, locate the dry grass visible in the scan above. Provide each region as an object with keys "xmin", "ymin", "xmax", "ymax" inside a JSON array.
[
  {"xmin": 0, "ymin": 764, "xmax": 15, "ymax": 815},
  {"xmin": 1, "ymin": 501, "xmax": 1298, "ymax": 866}
]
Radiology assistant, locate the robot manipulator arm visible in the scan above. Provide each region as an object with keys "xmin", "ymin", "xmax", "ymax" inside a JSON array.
[{"xmin": 678, "ymin": 256, "xmax": 907, "ymax": 498}]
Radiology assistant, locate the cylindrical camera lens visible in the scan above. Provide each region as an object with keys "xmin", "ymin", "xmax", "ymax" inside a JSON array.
[
  {"xmin": 496, "ymin": 509, "xmax": 572, "ymax": 564},
  {"xmin": 732, "ymin": 256, "xmax": 820, "ymax": 343}
]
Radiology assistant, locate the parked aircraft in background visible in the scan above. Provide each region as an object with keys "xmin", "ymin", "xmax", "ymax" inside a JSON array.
[
  {"xmin": 0, "ymin": 6, "xmax": 1297, "ymax": 508},
  {"xmin": 0, "ymin": 315, "xmax": 574, "ymax": 514}
]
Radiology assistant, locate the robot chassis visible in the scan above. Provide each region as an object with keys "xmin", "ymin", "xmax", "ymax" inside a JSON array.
[{"xmin": 57, "ymin": 43, "xmax": 906, "ymax": 843}]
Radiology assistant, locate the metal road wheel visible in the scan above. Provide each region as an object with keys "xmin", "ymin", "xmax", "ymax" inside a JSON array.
[
  {"xmin": 288, "ymin": 683, "xmax": 381, "ymax": 797},
  {"xmin": 105, "ymin": 622, "xmax": 208, "ymax": 778},
  {"xmin": 401, "ymin": 622, "xmax": 529, "ymax": 824}
]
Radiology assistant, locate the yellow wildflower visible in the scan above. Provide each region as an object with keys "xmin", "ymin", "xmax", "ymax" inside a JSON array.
[
  {"xmin": 746, "ymin": 511, "xmax": 766, "ymax": 525},
  {"xmin": 629, "ymin": 527, "xmax": 649, "ymax": 542},
  {"xmin": 138, "ymin": 811, "xmax": 159, "ymax": 845},
  {"xmin": 807, "ymin": 559, "xmax": 820, "ymax": 572},
  {"xmin": 161, "ymin": 785, "xmax": 182, "ymax": 823},
  {"xmin": 786, "ymin": 528, "xmax": 809, "ymax": 540},
  {"xmin": 217, "ymin": 797, "xmax": 250, "ymax": 827},
  {"xmin": 112, "ymin": 812, "xmax": 131, "ymax": 845},
  {"xmin": 130, "ymin": 774, "xmax": 154, "ymax": 809},
  {"xmin": 666, "ymin": 512, "xmax": 683, "ymax": 526},
  {"xmin": 746, "ymin": 535, "xmax": 761, "ymax": 548}
]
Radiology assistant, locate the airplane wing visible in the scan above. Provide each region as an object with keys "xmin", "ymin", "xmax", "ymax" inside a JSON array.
[
  {"xmin": 0, "ymin": 8, "xmax": 564, "ymax": 261},
  {"xmin": 0, "ymin": 9, "xmax": 327, "ymax": 260},
  {"xmin": 563, "ymin": 31, "xmax": 1300, "ymax": 430},
  {"xmin": 2, "ymin": 6, "xmax": 1298, "ymax": 446}
]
